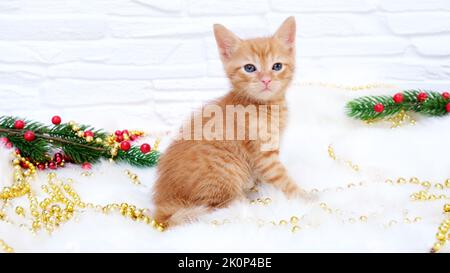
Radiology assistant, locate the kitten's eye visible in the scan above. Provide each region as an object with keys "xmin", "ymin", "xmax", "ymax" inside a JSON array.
[
  {"xmin": 244, "ymin": 64, "xmax": 256, "ymax": 73},
  {"xmin": 272, "ymin": 63, "xmax": 283, "ymax": 71}
]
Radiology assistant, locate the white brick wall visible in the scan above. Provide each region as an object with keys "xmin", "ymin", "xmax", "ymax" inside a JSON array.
[{"xmin": 0, "ymin": 0, "xmax": 449, "ymax": 129}]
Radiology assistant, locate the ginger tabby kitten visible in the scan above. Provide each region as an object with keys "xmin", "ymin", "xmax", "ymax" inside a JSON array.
[{"xmin": 153, "ymin": 17, "xmax": 311, "ymax": 227}]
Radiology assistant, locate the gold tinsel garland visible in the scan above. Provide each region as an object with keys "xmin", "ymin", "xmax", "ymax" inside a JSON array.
[
  {"xmin": 328, "ymin": 144, "xmax": 450, "ymax": 253},
  {"xmin": 0, "ymin": 138, "xmax": 165, "ymax": 253}
]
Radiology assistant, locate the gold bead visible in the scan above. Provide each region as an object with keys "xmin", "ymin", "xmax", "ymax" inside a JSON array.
[
  {"xmin": 15, "ymin": 206, "xmax": 24, "ymax": 216},
  {"xmin": 422, "ymin": 181, "xmax": 431, "ymax": 188},
  {"xmin": 436, "ymin": 232, "xmax": 446, "ymax": 241},
  {"xmin": 359, "ymin": 216, "xmax": 368, "ymax": 222},
  {"xmin": 85, "ymin": 136, "xmax": 93, "ymax": 142},
  {"xmin": 32, "ymin": 221, "xmax": 41, "ymax": 230},
  {"xmin": 279, "ymin": 220, "xmax": 287, "ymax": 225},
  {"xmin": 432, "ymin": 242, "xmax": 442, "ymax": 252},
  {"xmin": 291, "ymin": 225, "xmax": 300, "ymax": 233},
  {"xmin": 444, "ymin": 204, "xmax": 450, "ymax": 213},
  {"xmin": 77, "ymin": 131, "xmax": 84, "ymax": 137},
  {"xmin": 4, "ymin": 247, "xmax": 14, "ymax": 253},
  {"xmin": 397, "ymin": 178, "xmax": 406, "ymax": 184},
  {"xmin": 435, "ymin": 183, "xmax": 444, "ymax": 190},
  {"xmin": 290, "ymin": 216, "xmax": 299, "ymax": 224},
  {"xmin": 264, "ymin": 198, "xmax": 271, "ymax": 204},
  {"xmin": 409, "ymin": 177, "xmax": 420, "ymax": 184},
  {"xmin": 319, "ymin": 203, "xmax": 327, "ymax": 208},
  {"xmin": 72, "ymin": 125, "xmax": 80, "ymax": 132},
  {"xmin": 445, "ymin": 179, "xmax": 450, "ymax": 188},
  {"xmin": 95, "ymin": 138, "xmax": 103, "ymax": 144},
  {"xmin": 439, "ymin": 225, "xmax": 448, "ymax": 233},
  {"xmin": 157, "ymin": 225, "xmax": 165, "ymax": 232},
  {"xmin": 68, "ymin": 121, "xmax": 75, "ymax": 126}
]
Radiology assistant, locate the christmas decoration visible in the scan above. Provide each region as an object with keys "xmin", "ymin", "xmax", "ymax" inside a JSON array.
[
  {"xmin": 0, "ymin": 116, "xmax": 160, "ymax": 168},
  {"xmin": 120, "ymin": 141, "xmax": 131, "ymax": 151},
  {"xmin": 14, "ymin": 120, "xmax": 25, "ymax": 129},
  {"xmin": 346, "ymin": 90, "xmax": 450, "ymax": 121},
  {"xmin": 329, "ymin": 143, "xmax": 450, "ymax": 253},
  {"xmin": 393, "ymin": 93, "xmax": 403, "ymax": 104},
  {"xmin": 51, "ymin": 115, "xmax": 61, "ymax": 125},
  {"xmin": 0, "ymin": 151, "xmax": 167, "ymax": 245},
  {"xmin": 140, "ymin": 143, "xmax": 151, "ymax": 154},
  {"xmin": 373, "ymin": 103, "xmax": 384, "ymax": 113}
]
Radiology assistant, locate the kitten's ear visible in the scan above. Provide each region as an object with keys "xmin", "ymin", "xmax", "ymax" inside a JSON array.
[
  {"xmin": 213, "ymin": 24, "xmax": 241, "ymax": 61},
  {"xmin": 274, "ymin": 16, "xmax": 296, "ymax": 50}
]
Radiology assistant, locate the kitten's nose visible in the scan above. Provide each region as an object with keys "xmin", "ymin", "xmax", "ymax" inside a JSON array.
[{"xmin": 261, "ymin": 77, "xmax": 272, "ymax": 86}]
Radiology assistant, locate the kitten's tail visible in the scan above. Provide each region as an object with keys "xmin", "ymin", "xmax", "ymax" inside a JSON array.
[{"xmin": 154, "ymin": 204, "xmax": 209, "ymax": 227}]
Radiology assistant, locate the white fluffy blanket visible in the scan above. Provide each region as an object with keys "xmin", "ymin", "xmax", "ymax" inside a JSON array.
[{"xmin": 1, "ymin": 84, "xmax": 449, "ymax": 253}]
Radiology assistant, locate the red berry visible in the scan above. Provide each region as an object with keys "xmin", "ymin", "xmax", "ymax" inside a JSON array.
[
  {"xmin": 122, "ymin": 130, "xmax": 129, "ymax": 136},
  {"xmin": 82, "ymin": 162, "xmax": 92, "ymax": 170},
  {"xmin": 393, "ymin": 93, "xmax": 404, "ymax": 104},
  {"xmin": 374, "ymin": 103, "xmax": 384, "ymax": 113},
  {"xmin": 442, "ymin": 92, "xmax": 450, "ymax": 100},
  {"xmin": 84, "ymin": 131, "xmax": 94, "ymax": 137},
  {"xmin": 130, "ymin": 134, "xmax": 137, "ymax": 141},
  {"xmin": 417, "ymin": 92, "xmax": 428, "ymax": 102},
  {"xmin": 14, "ymin": 120, "xmax": 25, "ymax": 129},
  {"xmin": 115, "ymin": 130, "xmax": 123, "ymax": 136},
  {"xmin": 48, "ymin": 162, "xmax": 57, "ymax": 170},
  {"xmin": 23, "ymin": 131, "xmax": 36, "ymax": 142},
  {"xmin": 120, "ymin": 141, "xmax": 131, "ymax": 151},
  {"xmin": 63, "ymin": 154, "xmax": 71, "ymax": 162},
  {"xmin": 37, "ymin": 163, "xmax": 46, "ymax": 171},
  {"xmin": 115, "ymin": 135, "xmax": 124, "ymax": 143},
  {"xmin": 0, "ymin": 137, "xmax": 8, "ymax": 144},
  {"xmin": 140, "ymin": 143, "xmax": 151, "ymax": 154},
  {"xmin": 20, "ymin": 161, "xmax": 29, "ymax": 169},
  {"xmin": 446, "ymin": 102, "xmax": 450, "ymax": 113},
  {"xmin": 55, "ymin": 156, "xmax": 63, "ymax": 164},
  {"xmin": 51, "ymin": 115, "xmax": 62, "ymax": 125},
  {"xmin": 5, "ymin": 142, "xmax": 13, "ymax": 149}
]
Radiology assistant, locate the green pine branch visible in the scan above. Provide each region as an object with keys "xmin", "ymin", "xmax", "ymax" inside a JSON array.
[
  {"xmin": 0, "ymin": 116, "xmax": 159, "ymax": 168},
  {"xmin": 346, "ymin": 90, "xmax": 449, "ymax": 121}
]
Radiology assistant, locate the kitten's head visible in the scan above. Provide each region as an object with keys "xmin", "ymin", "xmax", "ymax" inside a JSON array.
[{"xmin": 214, "ymin": 17, "xmax": 296, "ymax": 102}]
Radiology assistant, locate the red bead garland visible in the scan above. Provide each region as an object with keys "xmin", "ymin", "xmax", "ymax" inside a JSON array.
[
  {"xmin": 23, "ymin": 131, "xmax": 36, "ymax": 142},
  {"xmin": 374, "ymin": 103, "xmax": 384, "ymax": 113},
  {"xmin": 14, "ymin": 120, "xmax": 25, "ymax": 129}
]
